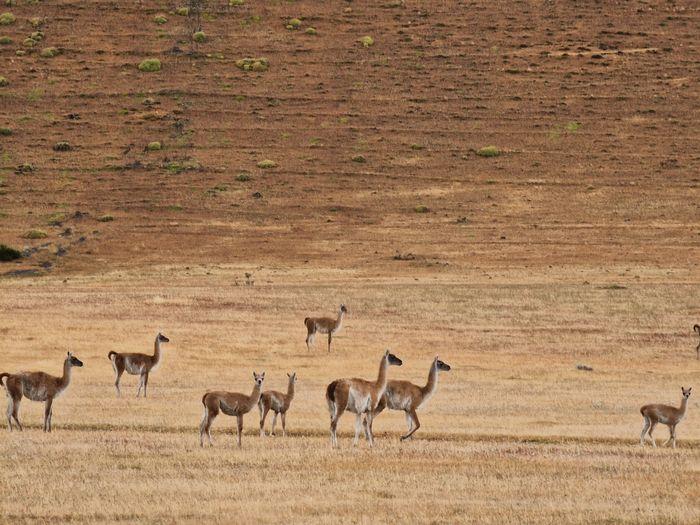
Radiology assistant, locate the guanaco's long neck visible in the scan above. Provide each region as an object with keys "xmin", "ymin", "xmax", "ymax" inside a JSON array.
[
  {"xmin": 335, "ymin": 309, "xmax": 345, "ymax": 330},
  {"xmin": 152, "ymin": 337, "xmax": 162, "ymax": 365},
  {"xmin": 421, "ymin": 361, "xmax": 439, "ymax": 399},
  {"xmin": 679, "ymin": 396, "xmax": 689, "ymax": 417},
  {"xmin": 248, "ymin": 383, "xmax": 262, "ymax": 408},
  {"xmin": 285, "ymin": 380, "xmax": 295, "ymax": 408},
  {"xmin": 375, "ymin": 355, "xmax": 389, "ymax": 395},
  {"xmin": 59, "ymin": 359, "xmax": 72, "ymax": 390}
]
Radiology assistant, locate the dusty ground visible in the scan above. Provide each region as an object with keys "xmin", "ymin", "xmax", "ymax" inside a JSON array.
[{"xmin": 0, "ymin": 0, "xmax": 699, "ymax": 523}]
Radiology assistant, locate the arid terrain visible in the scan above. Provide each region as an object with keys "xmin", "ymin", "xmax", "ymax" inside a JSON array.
[{"xmin": 0, "ymin": 1, "xmax": 699, "ymax": 523}]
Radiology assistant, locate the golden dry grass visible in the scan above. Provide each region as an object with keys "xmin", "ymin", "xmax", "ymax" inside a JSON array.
[{"xmin": 1, "ymin": 267, "xmax": 698, "ymax": 524}]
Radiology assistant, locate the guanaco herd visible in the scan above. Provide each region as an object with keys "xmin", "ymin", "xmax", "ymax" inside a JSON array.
[{"xmin": 1, "ymin": 310, "xmax": 697, "ymax": 450}]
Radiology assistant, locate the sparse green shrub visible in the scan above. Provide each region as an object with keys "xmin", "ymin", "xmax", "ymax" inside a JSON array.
[
  {"xmin": 410, "ymin": 143, "xmax": 424, "ymax": 150},
  {"xmin": 22, "ymin": 37, "xmax": 35, "ymax": 47},
  {"xmin": 15, "ymin": 163, "xmax": 33, "ymax": 174},
  {"xmin": 305, "ymin": 27, "xmax": 317, "ymax": 35},
  {"xmin": 175, "ymin": 7, "xmax": 189, "ymax": 15},
  {"xmin": 53, "ymin": 141, "xmax": 71, "ymax": 151},
  {"xmin": 286, "ymin": 18, "xmax": 301, "ymax": 30},
  {"xmin": 28, "ymin": 17, "xmax": 42, "ymax": 27},
  {"xmin": 414, "ymin": 205, "xmax": 429, "ymax": 213},
  {"xmin": 14, "ymin": 49, "xmax": 23, "ymax": 56},
  {"xmin": 154, "ymin": 15, "xmax": 167, "ymax": 24},
  {"xmin": 235, "ymin": 57, "xmax": 268, "ymax": 72},
  {"xmin": 40, "ymin": 47, "xmax": 59, "ymax": 58},
  {"xmin": 257, "ymin": 159, "xmax": 276, "ymax": 169},
  {"xmin": 23, "ymin": 229, "xmax": 47, "ymax": 239},
  {"xmin": 146, "ymin": 141, "xmax": 162, "ymax": 151},
  {"xmin": 0, "ymin": 12, "xmax": 15, "ymax": 25},
  {"xmin": 47, "ymin": 213, "xmax": 65, "ymax": 225},
  {"xmin": 236, "ymin": 173, "xmax": 251, "ymax": 182},
  {"xmin": 359, "ymin": 36, "xmax": 374, "ymax": 47},
  {"xmin": 0, "ymin": 244, "xmax": 21, "ymax": 261},
  {"xmin": 565, "ymin": 121, "xmax": 581, "ymax": 132},
  {"xmin": 229, "ymin": 0, "xmax": 244, "ymax": 5},
  {"xmin": 0, "ymin": 77, "xmax": 7, "ymax": 87},
  {"xmin": 0, "ymin": 36, "xmax": 11, "ymax": 44},
  {"xmin": 0, "ymin": 127, "xmax": 11, "ymax": 135},
  {"xmin": 138, "ymin": 58, "xmax": 161, "ymax": 72},
  {"xmin": 30, "ymin": 31, "xmax": 42, "ymax": 41},
  {"xmin": 193, "ymin": 31, "xmax": 206, "ymax": 43},
  {"xmin": 97, "ymin": 214, "xmax": 114, "ymax": 222},
  {"xmin": 476, "ymin": 145, "xmax": 500, "ymax": 157},
  {"xmin": 351, "ymin": 155, "xmax": 366, "ymax": 163}
]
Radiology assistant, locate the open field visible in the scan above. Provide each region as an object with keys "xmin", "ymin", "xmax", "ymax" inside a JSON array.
[{"xmin": 0, "ymin": 0, "xmax": 699, "ymax": 523}]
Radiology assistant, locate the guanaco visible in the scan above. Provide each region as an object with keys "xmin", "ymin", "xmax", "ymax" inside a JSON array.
[
  {"xmin": 370, "ymin": 356, "xmax": 451, "ymax": 441},
  {"xmin": 1, "ymin": 352, "xmax": 83, "ymax": 432},
  {"xmin": 199, "ymin": 371, "xmax": 265, "ymax": 448},
  {"xmin": 694, "ymin": 324, "xmax": 700, "ymax": 359},
  {"xmin": 107, "ymin": 332, "xmax": 169, "ymax": 397},
  {"xmin": 304, "ymin": 304, "xmax": 347, "ymax": 352},
  {"xmin": 640, "ymin": 386, "xmax": 692, "ymax": 448},
  {"xmin": 325, "ymin": 349, "xmax": 403, "ymax": 448},
  {"xmin": 258, "ymin": 372, "xmax": 296, "ymax": 437}
]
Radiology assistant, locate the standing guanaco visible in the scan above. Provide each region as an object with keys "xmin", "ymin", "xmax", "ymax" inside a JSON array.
[
  {"xmin": 640, "ymin": 387, "xmax": 692, "ymax": 448},
  {"xmin": 107, "ymin": 332, "xmax": 169, "ymax": 397},
  {"xmin": 1, "ymin": 352, "xmax": 84, "ymax": 432},
  {"xmin": 304, "ymin": 304, "xmax": 347, "ymax": 352},
  {"xmin": 694, "ymin": 324, "xmax": 700, "ymax": 359},
  {"xmin": 199, "ymin": 371, "xmax": 265, "ymax": 448},
  {"xmin": 258, "ymin": 372, "xmax": 296, "ymax": 437},
  {"xmin": 370, "ymin": 356, "xmax": 451, "ymax": 441},
  {"xmin": 325, "ymin": 350, "xmax": 403, "ymax": 448}
]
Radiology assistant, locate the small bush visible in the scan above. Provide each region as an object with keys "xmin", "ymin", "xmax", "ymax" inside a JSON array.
[
  {"xmin": 53, "ymin": 141, "xmax": 71, "ymax": 151},
  {"xmin": 0, "ymin": 36, "xmax": 11, "ymax": 44},
  {"xmin": 23, "ymin": 229, "xmax": 47, "ymax": 239},
  {"xmin": 286, "ymin": 18, "xmax": 301, "ymax": 30},
  {"xmin": 236, "ymin": 173, "xmax": 251, "ymax": 182},
  {"xmin": 97, "ymin": 214, "xmax": 114, "ymax": 222},
  {"xmin": 229, "ymin": 0, "xmax": 244, "ymax": 5},
  {"xmin": 40, "ymin": 47, "xmax": 59, "ymax": 58},
  {"xmin": 236, "ymin": 57, "xmax": 269, "ymax": 72},
  {"xmin": 0, "ymin": 127, "xmax": 11, "ymax": 135},
  {"xmin": 0, "ymin": 244, "xmax": 21, "ymax": 261},
  {"xmin": 351, "ymin": 155, "xmax": 366, "ymax": 163},
  {"xmin": 410, "ymin": 143, "xmax": 424, "ymax": 150},
  {"xmin": 359, "ymin": 36, "xmax": 374, "ymax": 47},
  {"xmin": 565, "ymin": 121, "xmax": 581, "ymax": 132},
  {"xmin": 0, "ymin": 12, "xmax": 15, "ymax": 25},
  {"xmin": 146, "ymin": 141, "xmax": 162, "ymax": 151},
  {"xmin": 305, "ymin": 27, "xmax": 317, "ymax": 35},
  {"xmin": 414, "ymin": 205, "xmax": 429, "ymax": 213},
  {"xmin": 14, "ymin": 49, "xmax": 24, "ymax": 56},
  {"xmin": 47, "ymin": 213, "xmax": 65, "ymax": 225},
  {"xmin": 138, "ymin": 58, "xmax": 161, "ymax": 72},
  {"xmin": 175, "ymin": 7, "xmax": 189, "ymax": 15},
  {"xmin": 257, "ymin": 159, "xmax": 276, "ymax": 169},
  {"xmin": 193, "ymin": 31, "xmax": 206, "ymax": 43},
  {"xmin": 154, "ymin": 15, "xmax": 167, "ymax": 24},
  {"xmin": 29, "ymin": 17, "xmax": 42, "ymax": 27},
  {"xmin": 476, "ymin": 146, "xmax": 500, "ymax": 157},
  {"xmin": 30, "ymin": 31, "xmax": 42, "ymax": 41},
  {"xmin": 22, "ymin": 37, "xmax": 35, "ymax": 47}
]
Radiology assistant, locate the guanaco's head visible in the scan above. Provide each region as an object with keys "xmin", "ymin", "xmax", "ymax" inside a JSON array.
[
  {"xmin": 157, "ymin": 332, "xmax": 170, "ymax": 343},
  {"xmin": 66, "ymin": 352, "xmax": 83, "ymax": 367},
  {"xmin": 287, "ymin": 372, "xmax": 297, "ymax": 384},
  {"xmin": 340, "ymin": 304, "xmax": 348, "ymax": 314},
  {"xmin": 435, "ymin": 356, "xmax": 451, "ymax": 372},
  {"xmin": 681, "ymin": 386, "xmax": 692, "ymax": 399},
  {"xmin": 384, "ymin": 350, "xmax": 402, "ymax": 366},
  {"xmin": 253, "ymin": 371, "xmax": 265, "ymax": 387}
]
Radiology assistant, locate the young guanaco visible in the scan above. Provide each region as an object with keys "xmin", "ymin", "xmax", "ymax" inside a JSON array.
[
  {"xmin": 325, "ymin": 350, "xmax": 402, "ymax": 448},
  {"xmin": 370, "ymin": 356, "xmax": 451, "ymax": 440},
  {"xmin": 107, "ymin": 332, "xmax": 169, "ymax": 397},
  {"xmin": 200, "ymin": 371, "xmax": 265, "ymax": 448},
  {"xmin": 304, "ymin": 304, "xmax": 347, "ymax": 352},
  {"xmin": 640, "ymin": 387, "xmax": 692, "ymax": 448},
  {"xmin": 258, "ymin": 372, "xmax": 296, "ymax": 437},
  {"xmin": 1, "ymin": 352, "xmax": 84, "ymax": 432}
]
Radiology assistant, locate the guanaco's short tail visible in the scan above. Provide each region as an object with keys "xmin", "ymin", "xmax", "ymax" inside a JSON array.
[
  {"xmin": 694, "ymin": 324, "xmax": 700, "ymax": 335},
  {"xmin": 326, "ymin": 381, "xmax": 338, "ymax": 403},
  {"xmin": 107, "ymin": 351, "xmax": 117, "ymax": 360}
]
